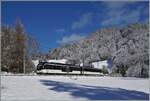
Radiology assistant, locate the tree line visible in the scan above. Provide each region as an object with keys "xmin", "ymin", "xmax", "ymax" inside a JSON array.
[
  {"xmin": 1, "ymin": 19, "xmax": 39, "ymax": 73},
  {"xmin": 2, "ymin": 20, "xmax": 148, "ymax": 77}
]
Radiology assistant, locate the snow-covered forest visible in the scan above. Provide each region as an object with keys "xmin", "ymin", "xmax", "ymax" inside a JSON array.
[
  {"xmin": 46, "ymin": 23, "xmax": 149, "ymax": 77},
  {"xmin": 1, "ymin": 21, "xmax": 149, "ymax": 77}
]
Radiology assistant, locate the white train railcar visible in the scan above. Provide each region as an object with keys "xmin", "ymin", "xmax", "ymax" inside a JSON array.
[{"xmin": 32, "ymin": 59, "xmax": 109, "ymax": 75}]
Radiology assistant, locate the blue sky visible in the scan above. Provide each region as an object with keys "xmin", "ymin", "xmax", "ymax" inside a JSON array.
[{"xmin": 2, "ymin": 1, "xmax": 149, "ymax": 53}]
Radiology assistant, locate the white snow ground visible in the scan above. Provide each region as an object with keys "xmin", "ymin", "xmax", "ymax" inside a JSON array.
[{"xmin": 1, "ymin": 76, "xmax": 149, "ymax": 100}]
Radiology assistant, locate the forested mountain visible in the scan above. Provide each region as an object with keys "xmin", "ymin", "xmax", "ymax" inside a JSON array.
[
  {"xmin": 1, "ymin": 21, "xmax": 149, "ymax": 77},
  {"xmin": 48, "ymin": 23, "xmax": 149, "ymax": 77}
]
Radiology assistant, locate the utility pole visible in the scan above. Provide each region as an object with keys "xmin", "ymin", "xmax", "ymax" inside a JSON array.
[
  {"xmin": 23, "ymin": 36, "xmax": 26, "ymax": 74},
  {"xmin": 23, "ymin": 47, "xmax": 26, "ymax": 74}
]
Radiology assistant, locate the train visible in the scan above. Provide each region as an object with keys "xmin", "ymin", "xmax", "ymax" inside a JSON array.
[{"xmin": 33, "ymin": 59, "xmax": 109, "ymax": 75}]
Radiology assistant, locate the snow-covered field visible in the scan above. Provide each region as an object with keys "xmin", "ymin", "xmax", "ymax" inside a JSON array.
[{"xmin": 1, "ymin": 75, "xmax": 149, "ymax": 100}]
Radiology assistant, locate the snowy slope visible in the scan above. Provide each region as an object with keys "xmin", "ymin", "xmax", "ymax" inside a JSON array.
[
  {"xmin": 1, "ymin": 76, "xmax": 149, "ymax": 100},
  {"xmin": 47, "ymin": 59, "xmax": 68, "ymax": 64},
  {"xmin": 91, "ymin": 60, "xmax": 108, "ymax": 69}
]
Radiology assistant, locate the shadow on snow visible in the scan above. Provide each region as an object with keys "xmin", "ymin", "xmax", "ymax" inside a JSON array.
[{"xmin": 40, "ymin": 79, "xmax": 149, "ymax": 100}]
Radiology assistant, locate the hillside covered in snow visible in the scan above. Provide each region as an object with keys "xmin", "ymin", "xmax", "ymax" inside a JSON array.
[{"xmin": 46, "ymin": 23, "xmax": 149, "ymax": 77}]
